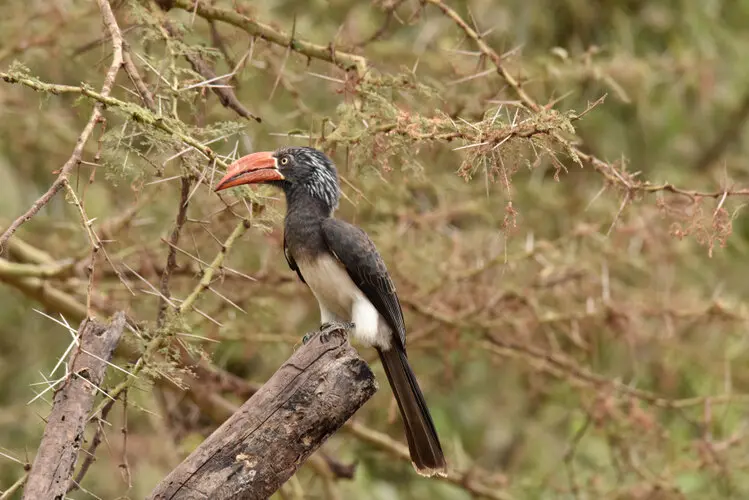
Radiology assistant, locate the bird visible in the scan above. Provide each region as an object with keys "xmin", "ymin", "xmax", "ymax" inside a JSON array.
[{"xmin": 214, "ymin": 146, "xmax": 447, "ymax": 477}]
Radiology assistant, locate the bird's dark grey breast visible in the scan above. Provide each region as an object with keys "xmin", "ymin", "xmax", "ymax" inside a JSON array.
[{"xmin": 284, "ymin": 210, "xmax": 327, "ymax": 261}]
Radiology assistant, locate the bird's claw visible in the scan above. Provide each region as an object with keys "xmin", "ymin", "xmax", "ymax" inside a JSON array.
[{"xmin": 318, "ymin": 321, "xmax": 355, "ymax": 343}]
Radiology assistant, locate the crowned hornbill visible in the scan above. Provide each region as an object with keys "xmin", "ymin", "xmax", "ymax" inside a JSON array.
[{"xmin": 214, "ymin": 146, "xmax": 446, "ymax": 476}]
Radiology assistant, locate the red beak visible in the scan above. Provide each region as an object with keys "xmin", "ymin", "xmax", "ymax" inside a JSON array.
[{"xmin": 214, "ymin": 151, "xmax": 284, "ymax": 192}]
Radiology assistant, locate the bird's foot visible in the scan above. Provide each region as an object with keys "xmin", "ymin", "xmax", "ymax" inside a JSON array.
[
  {"xmin": 318, "ymin": 321, "xmax": 355, "ymax": 343},
  {"xmin": 302, "ymin": 321, "xmax": 354, "ymax": 344}
]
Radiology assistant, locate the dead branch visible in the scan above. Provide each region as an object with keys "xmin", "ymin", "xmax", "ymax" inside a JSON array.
[
  {"xmin": 23, "ymin": 312, "xmax": 127, "ymax": 500},
  {"xmin": 148, "ymin": 326, "xmax": 377, "ymax": 500}
]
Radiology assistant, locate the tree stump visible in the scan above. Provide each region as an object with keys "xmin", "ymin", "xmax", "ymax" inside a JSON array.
[{"xmin": 148, "ymin": 326, "xmax": 377, "ymax": 500}]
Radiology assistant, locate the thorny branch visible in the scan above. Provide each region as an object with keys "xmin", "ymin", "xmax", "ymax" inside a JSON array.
[
  {"xmin": 23, "ymin": 312, "xmax": 126, "ymax": 500},
  {"xmin": 157, "ymin": 176, "xmax": 192, "ymax": 326},
  {"xmin": 159, "ymin": 0, "xmax": 749, "ymax": 203},
  {"xmin": 0, "ymin": 71, "xmax": 225, "ymax": 165},
  {"xmin": 0, "ymin": 4, "xmax": 123, "ymax": 254},
  {"xmin": 86, "ymin": 218, "xmax": 250, "ymax": 420}
]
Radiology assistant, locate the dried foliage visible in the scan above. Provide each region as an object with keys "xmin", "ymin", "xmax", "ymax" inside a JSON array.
[{"xmin": 2, "ymin": 0, "xmax": 749, "ymax": 499}]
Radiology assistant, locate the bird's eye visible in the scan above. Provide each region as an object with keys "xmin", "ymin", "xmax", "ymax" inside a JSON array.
[{"xmin": 279, "ymin": 156, "xmax": 289, "ymax": 166}]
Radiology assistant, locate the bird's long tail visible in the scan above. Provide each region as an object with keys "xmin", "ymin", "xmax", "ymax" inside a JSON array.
[{"xmin": 377, "ymin": 346, "xmax": 447, "ymax": 477}]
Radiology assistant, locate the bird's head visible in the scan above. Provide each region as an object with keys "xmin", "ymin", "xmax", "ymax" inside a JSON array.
[{"xmin": 214, "ymin": 146, "xmax": 340, "ymax": 213}]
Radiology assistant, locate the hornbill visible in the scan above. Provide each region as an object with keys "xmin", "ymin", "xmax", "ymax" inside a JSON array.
[{"xmin": 214, "ymin": 146, "xmax": 447, "ymax": 477}]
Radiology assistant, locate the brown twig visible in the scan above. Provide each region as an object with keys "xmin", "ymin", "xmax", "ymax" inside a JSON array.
[
  {"xmin": 120, "ymin": 392, "xmax": 133, "ymax": 489},
  {"xmin": 64, "ymin": 181, "xmax": 103, "ymax": 317},
  {"xmin": 157, "ymin": 176, "xmax": 192, "ymax": 326},
  {"xmin": 122, "ymin": 39, "xmax": 157, "ymax": 111},
  {"xmin": 209, "ymin": 21, "xmax": 238, "ymax": 80}
]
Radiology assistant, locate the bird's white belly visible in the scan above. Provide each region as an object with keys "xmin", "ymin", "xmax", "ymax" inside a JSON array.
[{"xmin": 297, "ymin": 254, "xmax": 391, "ymax": 349}]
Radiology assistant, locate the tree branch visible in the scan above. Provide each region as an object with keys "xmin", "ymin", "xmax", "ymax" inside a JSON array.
[
  {"xmin": 147, "ymin": 326, "xmax": 377, "ymax": 500},
  {"xmin": 0, "ymin": 71, "xmax": 223, "ymax": 165},
  {"xmin": 151, "ymin": 7, "xmax": 260, "ymax": 122},
  {"xmin": 23, "ymin": 312, "xmax": 127, "ymax": 500},
  {"xmin": 158, "ymin": 176, "xmax": 192, "ymax": 326}
]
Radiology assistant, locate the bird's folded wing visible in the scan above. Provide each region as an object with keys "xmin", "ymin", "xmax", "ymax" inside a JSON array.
[{"xmin": 321, "ymin": 218, "xmax": 407, "ymax": 348}]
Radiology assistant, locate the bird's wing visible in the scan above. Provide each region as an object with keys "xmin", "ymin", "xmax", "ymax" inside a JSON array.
[
  {"xmin": 321, "ymin": 218, "xmax": 407, "ymax": 348},
  {"xmin": 283, "ymin": 232, "xmax": 306, "ymax": 284}
]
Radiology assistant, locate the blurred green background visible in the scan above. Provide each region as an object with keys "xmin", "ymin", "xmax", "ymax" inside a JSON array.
[{"xmin": 3, "ymin": 0, "xmax": 749, "ymax": 498}]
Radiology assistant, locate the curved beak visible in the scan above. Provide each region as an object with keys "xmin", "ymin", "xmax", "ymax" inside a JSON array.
[{"xmin": 214, "ymin": 151, "xmax": 284, "ymax": 192}]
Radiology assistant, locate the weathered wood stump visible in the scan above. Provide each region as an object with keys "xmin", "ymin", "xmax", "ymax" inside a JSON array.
[{"xmin": 148, "ymin": 326, "xmax": 377, "ymax": 500}]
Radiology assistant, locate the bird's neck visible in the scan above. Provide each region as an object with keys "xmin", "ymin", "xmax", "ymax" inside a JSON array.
[
  {"xmin": 283, "ymin": 184, "xmax": 333, "ymax": 221},
  {"xmin": 283, "ymin": 186, "xmax": 332, "ymax": 257}
]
